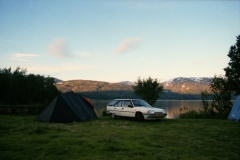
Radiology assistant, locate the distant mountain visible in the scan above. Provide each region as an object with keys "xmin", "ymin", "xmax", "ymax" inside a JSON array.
[
  {"xmin": 54, "ymin": 78, "xmax": 63, "ymax": 83},
  {"xmin": 55, "ymin": 77, "xmax": 213, "ymax": 100},
  {"xmin": 55, "ymin": 79, "xmax": 133, "ymax": 92},
  {"xmin": 163, "ymin": 77, "xmax": 212, "ymax": 94},
  {"xmin": 160, "ymin": 77, "xmax": 212, "ymax": 99},
  {"xmin": 163, "ymin": 77, "xmax": 212, "ymax": 84},
  {"xmin": 117, "ymin": 81, "xmax": 135, "ymax": 85},
  {"xmin": 55, "ymin": 79, "xmax": 136, "ymax": 100}
]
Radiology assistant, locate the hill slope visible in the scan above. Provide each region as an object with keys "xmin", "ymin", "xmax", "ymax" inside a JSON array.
[{"xmin": 163, "ymin": 77, "xmax": 211, "ymax": 94}]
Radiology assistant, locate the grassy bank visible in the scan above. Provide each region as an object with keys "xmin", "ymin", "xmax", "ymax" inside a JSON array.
[{"xmin": 0, "ymin": 115, "xmax": 239, "ymax": 160}]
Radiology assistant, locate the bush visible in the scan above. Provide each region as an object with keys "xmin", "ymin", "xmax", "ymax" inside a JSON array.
[
  {"xmin": 101, "ymin": 109, "xmax": 108, "ymax": 117},
  {"xmin": 179, "ymin": 110, "xmax": 200, "ymax": 119},
  {"xmin": 179, "ymin": 108, "xmax": 225, "ymax": 119}
]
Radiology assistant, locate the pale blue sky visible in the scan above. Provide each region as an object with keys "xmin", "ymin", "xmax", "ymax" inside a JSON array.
[{"xmin": 1, "ymin": 0, "xmax": 239, "ymax": 82}]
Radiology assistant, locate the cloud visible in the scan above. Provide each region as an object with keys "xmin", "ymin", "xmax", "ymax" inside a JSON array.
[
  {"xmin": 13, "ymin": 53, "xmax": 40, "ymax": 58},
  {"xmin": 190, "ymin": 61, "xmax": 206, "ymax": 65},
  {"xmin": 48, "ymin": 38, "xmax": 71, "ymax": 58},
  {"xmin": 211, "ymin": 56, "xmax": 228, "ymax": 61},
  {"xmin": 0, "ymin": 39, "xmax": 20, "ymax": 44},
  {"xmin": 113, "ymin": 38, "xmax": 141, "ymax": 54},
  {"xmin": 74, "ymin": 52, "xmax": 92, "ymax": 59},
  {"xmin": 11, "ymin": 53, "xmax": 40, "ymax": 61},
  {"xmin": 191, "ymin": 56, "xmax": 228, "ymax": 65},
  {"xmin": 27, "ymin": 64, "xmax": 98, "ymax": 73}
]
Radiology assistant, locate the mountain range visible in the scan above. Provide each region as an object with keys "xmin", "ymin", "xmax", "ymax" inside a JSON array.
[
  {"xmin": 163, "ymin": 77, "xmax": 211, "ymax": 94},
  {"xmin": 55, "ymin": 77, "xmax": 212, "ymax": 100}
]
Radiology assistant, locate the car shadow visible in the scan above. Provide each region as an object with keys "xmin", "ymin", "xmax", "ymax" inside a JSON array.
[{"xmin": 110, "ymin": 116, "xmax": 164, "ymax": 123}]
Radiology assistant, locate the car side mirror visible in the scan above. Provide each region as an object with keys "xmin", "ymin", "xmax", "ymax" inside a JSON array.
[{"xmin": 128, "ymin": 105, "xmax": 133, "ymax": 108}]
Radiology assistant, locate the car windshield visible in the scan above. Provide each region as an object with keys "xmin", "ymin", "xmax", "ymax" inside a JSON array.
[{"xmin": 132, "ymin": 100, "xmax": 152, "ymax": 107}]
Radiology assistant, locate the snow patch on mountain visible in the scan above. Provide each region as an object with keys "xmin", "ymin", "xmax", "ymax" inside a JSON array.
[
  {"xmin": 54, "ymin": 78, "xmax": 63, "ymax": 83},
  {"xmin": 117, "ymin": 81, "xmax": 135, "ymax": 85},
  {"xmin": 163, "ymin": 77, "xmax": 212, "ymax": 86}
]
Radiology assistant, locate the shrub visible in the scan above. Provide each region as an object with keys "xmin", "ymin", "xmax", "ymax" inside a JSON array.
[
  {"xmin": 179, "ymin": 109, "xmax": 219, "ymax": 119},
  {"xmin": 179, "ymin": 110, "xmax": 199, "ymax": 119},
  {"xmin": 101, "ymin": 109, "xmax": 108, "ymax": 117}
]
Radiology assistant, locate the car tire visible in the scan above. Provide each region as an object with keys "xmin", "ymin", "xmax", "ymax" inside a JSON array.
[
  {"xmin": 110, "ymin": 113, "xmax": 116, "ymax": 119},
  {"xmin": 136, "ymin": 112, "xmax": 144, "ymax": 122}
]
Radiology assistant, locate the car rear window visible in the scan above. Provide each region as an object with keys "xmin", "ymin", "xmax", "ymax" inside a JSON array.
[{"xmin": 107, "ymin": 100, "xmax": 118, "ymax": 106}]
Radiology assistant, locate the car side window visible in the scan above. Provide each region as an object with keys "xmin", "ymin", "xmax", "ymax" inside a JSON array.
[
  {"xmin": 117, "ymin": 101, "xmax": 122, "ymax": 107},
  {"xmin": 122, "ymin": 100, "xmax": 132, "ymax": 107},
  {"xmin": 114, "ymin": 101, "xmax": 122, "ymax": 107}
]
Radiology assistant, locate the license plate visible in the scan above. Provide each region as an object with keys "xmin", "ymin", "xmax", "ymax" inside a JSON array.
[{"xmin": 156, "ymin": 113, "xmax": 162, "ymax": 117}]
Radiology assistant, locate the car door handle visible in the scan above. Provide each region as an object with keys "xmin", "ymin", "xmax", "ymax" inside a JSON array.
[
  {"xmin": 122, "ymin": 108, "xmax": 124, "ymax": 109},
  {"xmin": 114, "ymin": 107, "xmax": 116, "ymax": 109}
]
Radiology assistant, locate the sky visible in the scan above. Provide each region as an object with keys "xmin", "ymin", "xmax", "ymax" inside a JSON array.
[{"xmin": 0, "ymin": 0, "xmax": 240, "ymax": 83}]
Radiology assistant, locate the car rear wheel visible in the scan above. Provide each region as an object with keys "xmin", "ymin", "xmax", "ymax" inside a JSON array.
[
  {"xmin": 110, "ymin": 113, "xmax": 116, "ymax": 119},
  {"xmin": 136, "ymin": 112, "xmax": 144, "ymax": 122}
]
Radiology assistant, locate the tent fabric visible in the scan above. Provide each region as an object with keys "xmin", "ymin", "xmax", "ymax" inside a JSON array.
[
  {"xmin": 228, "ymin": 95, "xmax": 240, "ymax": 122},
  {"xmin": 82, "ymin": 96, "xmax": 94, "ymax": 109},
  {"xmin": 35, "ymin": 91, "xmax": 97, "ymax": 123}
]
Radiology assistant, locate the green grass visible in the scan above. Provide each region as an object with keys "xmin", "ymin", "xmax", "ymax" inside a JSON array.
[{"xmin": 0, "ymin": 115, "xmax": 239, "ymax": 160}]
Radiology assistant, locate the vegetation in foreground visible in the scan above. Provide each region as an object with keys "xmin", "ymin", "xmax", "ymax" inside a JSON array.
[{"xmin": 0, "ymin": 115, "xmax": 239, "ymax": 160}]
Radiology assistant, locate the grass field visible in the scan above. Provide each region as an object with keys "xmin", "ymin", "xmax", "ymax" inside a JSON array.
[{"xmin": 0, "ymin": 115, "xmax": 239, "ymax": 160}]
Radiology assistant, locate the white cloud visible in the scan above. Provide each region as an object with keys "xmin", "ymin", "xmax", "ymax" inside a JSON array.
[
  {"xmin": 190, "ymin": 61, "xmax": 206, "ymax": 65},
  {"xmin": 11, "ymin": 53, "xmax": 40, "ymax": 61},
  {"xmin": 191, "ymin": 56, "xmax": 228, "ymax": 65},
  {"xmin": 27, "ymin": 64, "xmax": 98, "ymax": 73},
  {"xmin": 48, "ymin": 38, "xmax": 71, "ymax": 58},
  {"xmin": 13, "ymin": 53, "xmax": 40, "ymax": 58},
  {"xmin": 211, "ymin": 56, "xmax": 228, "ymax": 61},
  {"xmin": 0, "ymin": 39, "xmax": 20, "ymax": 44},
  {"xmin": 74, "ymin": 52, "xmax": 92, "ymax": 59},
  {"xmin": 113, "ymin": 38, "xmax": 141, "ymax": 54}
]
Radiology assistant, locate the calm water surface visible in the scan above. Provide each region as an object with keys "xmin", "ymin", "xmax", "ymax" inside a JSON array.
[{"xmin": 92, "ymin": 100, "xmax": 203, "ymax": 118}]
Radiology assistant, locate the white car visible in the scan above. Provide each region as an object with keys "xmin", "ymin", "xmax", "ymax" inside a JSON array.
[{"xmin": 106, "ymin": 99, "xmax": 167, "ymax": 121}]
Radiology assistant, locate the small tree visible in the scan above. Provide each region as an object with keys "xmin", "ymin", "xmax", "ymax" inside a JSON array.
[
  {"xmin": 201, "ymin": 75, "xmax": 232, "ymax": 118},
  {"xmin": 200, "ymin": 35, "xmax": 240, "ymax": 119},
  {"xmin": 201, "ymin": 90, "xmax": 211, "ymax": 112},
  {"xmin": 224, "ymin": 35, "xmax": 240, "ymax": 95},
  {"xmin": 210, "ymin": 75, "xmax": 233, "ymax": 117},
  {"xmin": 132, "ymin": 77, "xmax": 163, "ymax": 105}
]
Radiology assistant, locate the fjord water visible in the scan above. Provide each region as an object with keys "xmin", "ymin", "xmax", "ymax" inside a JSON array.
[{"xmin": 92, "ymin": 100, "xmax": 203, "ymax": 118}]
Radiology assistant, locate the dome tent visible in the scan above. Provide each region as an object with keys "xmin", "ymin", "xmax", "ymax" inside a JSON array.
[
  {"xmin": 35, "ymin": 91, "xmax": 97, "ymax": 123},
  {"xmin": 228, "ymin": 95, "xmax": 240, "ymax": 122}
]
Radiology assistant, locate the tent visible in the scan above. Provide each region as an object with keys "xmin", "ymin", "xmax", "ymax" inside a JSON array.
[
  {"xmin": 35, "ymin": 91, "xmax": 97, "ymax": 123},
  {"xmin": 228, "ymin": 95, "xmax": 240, "ymax": 122}
]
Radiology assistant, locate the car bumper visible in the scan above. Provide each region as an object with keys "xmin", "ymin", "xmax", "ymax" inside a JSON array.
[{"xmin": 143, "ymin": 113, "xmax": 167, "ymax": 120}]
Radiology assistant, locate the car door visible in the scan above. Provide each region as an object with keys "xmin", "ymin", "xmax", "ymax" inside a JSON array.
[
  {"xmin": 107, "ymin": 100, "xmax": 118, "ymax": 114},
  {"xmin": 121, "ymin": 100, "xmax": 135, "ymax": 117},
  {"xmin": 113, "ymin": 100, "xmax": 123, "ymax": 116}
]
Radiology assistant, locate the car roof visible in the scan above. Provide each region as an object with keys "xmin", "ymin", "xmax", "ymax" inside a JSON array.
[{"xmin": 114, "ymin": 99, "xmax": 142, "ymax": 100}]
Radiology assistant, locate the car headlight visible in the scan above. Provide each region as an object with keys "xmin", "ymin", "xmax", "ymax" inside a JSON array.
[{"xmin": 147, "ymin": 110, "xmax": 154, "ymax": 114}]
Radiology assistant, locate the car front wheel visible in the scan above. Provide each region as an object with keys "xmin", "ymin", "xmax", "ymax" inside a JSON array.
[
  {"xmin": 110, "ymin": 113, "xmax": 116, "ymax": 119},
  {"xmin": 136, "ymin": 112, "xmax": 144, "ymax": 122}
]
